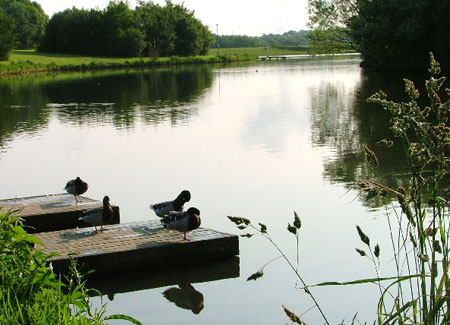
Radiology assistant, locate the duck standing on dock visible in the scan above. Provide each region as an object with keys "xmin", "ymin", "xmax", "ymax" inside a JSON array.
[
  {"xmin": 150, "ymin": 190, "xmax": 191, "ymax": 217},
  {"xmin": 160, "ymin": 207, "xmax": 201, "ymax": 241},
  {"xmin": 79, "ymin": 195, "xmax": 113, "ymax": 232},
  {"xmin": 64, "ymin": 177, "xmax": 89, "ymax": 203}
]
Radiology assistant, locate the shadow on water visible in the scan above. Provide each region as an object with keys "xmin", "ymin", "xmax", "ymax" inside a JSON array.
[
  {"xmin": 162, "ymin": 283, "xmax": 204, "ymax": 314},
  {"xmin": 85, "ymin": 256, "xmax": 239, "ymax": 307},
  {"xmin": 0, "ymin": 66, "xmax": 213, "ymax": 147}
]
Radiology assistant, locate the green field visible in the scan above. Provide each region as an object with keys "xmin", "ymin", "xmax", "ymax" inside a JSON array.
[{"xmin": 0, "ymin": 50, "xmax": 238, "ymax": 75}]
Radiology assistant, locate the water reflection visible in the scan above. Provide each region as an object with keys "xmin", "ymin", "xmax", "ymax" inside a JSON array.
[
  {"xmin": 309, "ymin": 69, "xmax": 418, "ymax": 207},
  {"xmin": 0, "ymin": 77, "xmax": 50, "ymax": 149},
  {"xmin": 0, "ymin": 61, "xmax": 421, "ymax": 210},
  {"xmin": 86, "ymin": 257, "xmax": 239, "ymax": 300},
  {"xmin": 0, "ymin": 66, "xmax": 213, "ymax": 147},
  {"xmin": 163, "ymin": 283, "xmax": 204, "ymax": 314}
]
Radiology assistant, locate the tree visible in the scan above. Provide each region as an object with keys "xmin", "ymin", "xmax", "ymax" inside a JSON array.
[
  {"xmin": 136, "ymin": 1, "xmax": 175, "ymax": 58},
  {"xmin": 308, "ymin": 0, "xmax": 450, "ymax": 71},
  {"xmin": 0, "ymin": 0, "xmax": 48, "ymax": 49},
  {"xmin": 0, "ymin": 11, "xmax": 16, "ymax": 60},
  {"xmin": 102, "ymin": 1, "xmax": 144, "ymax": 57},
  {"xmin": 136, "ymin": 0, "xmax": 212, "ymax": 58},
  {"xmin": 307, "ymin": 0, "xmax": 355, "ymax": 53}
]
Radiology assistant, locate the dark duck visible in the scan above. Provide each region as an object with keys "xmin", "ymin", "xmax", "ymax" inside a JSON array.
[
  {"xmin": 79, "ymin": 195, "xmax": 114, "ymax": 232},
  {"xmin": 160, "ymin": 207, "xmax": 201, "ymax": 241},
  {"xmin": 64, "ymin": 177, "xmax": 88, "ymax": 203},
  {"xmin": 150, "ymin": 190, "xmax": 191, "ymax": 217}
]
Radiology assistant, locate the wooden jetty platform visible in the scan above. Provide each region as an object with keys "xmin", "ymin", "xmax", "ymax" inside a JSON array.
[
  {"xmin": 34, "ymin": 220, "xmax": 239, "ymax": 275},
  {"xmin": 0, "ymin": 194, "xmax": 120, "ymax": 233}
]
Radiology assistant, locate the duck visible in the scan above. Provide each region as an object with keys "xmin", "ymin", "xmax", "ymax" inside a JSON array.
[
  {"xmin": 160, "ymin": 207, "xmax": 201, "ymax": 240},
  {"xmin": 162, "ymin": 283, "xmax": 204, "ymax": 314},
  {"xmin": 150, "ymin": 190, "xmax": 191, "ymax": 217},
  {"xmin": 64, "ymin": 177, "xmax": 89, "ymax": 203},
  {"xmin": 79, "ymin": 195, "xmax": 113, "ymax": 232}
]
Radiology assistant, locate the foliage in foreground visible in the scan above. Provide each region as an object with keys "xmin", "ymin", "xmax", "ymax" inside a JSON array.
[
  {"xmin": 0, "ymin": 210, "xmax": 141, "ymax": 324},
  {"xmin": 228, "ymin": 53, "xmax": 450, "ymax": 324},
  {"xmin": 359, "ymin": 52, "xmax": 450, "ymax": 324}
]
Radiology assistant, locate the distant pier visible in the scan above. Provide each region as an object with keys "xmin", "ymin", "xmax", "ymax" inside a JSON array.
[{"xmin": 258, "ymin": 52, "xmax": 361, "ymax": 61}]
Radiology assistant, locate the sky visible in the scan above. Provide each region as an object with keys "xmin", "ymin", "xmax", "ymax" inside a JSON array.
[{"xmin": 34, "ymin": 0, "xmax": 310, "ymax": 36}]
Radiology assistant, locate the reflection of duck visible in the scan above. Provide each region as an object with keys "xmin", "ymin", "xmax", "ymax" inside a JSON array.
[
  {"xmin": 64, "ymin": 177, "xmax": 88, "ymax": 203},
  {"xmin": 161, "ymin": 207, "xmax": 201, "ymax": 240},
  {"xmin": 150, "ymin": 190, "xmax": 191, "ymax": 217},
  {"xmin": 163, "ymin": 283, "xmax": 204, "ymax": 314},
  {"xmin": 79, "ymin": 196, "xmax": 113, "ymax": 232}
]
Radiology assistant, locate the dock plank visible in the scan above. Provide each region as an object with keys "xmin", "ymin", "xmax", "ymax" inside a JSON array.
[
  {"xmin": 0, "ymin": 194, "xmax": 120, "ymax": 233},
  {"xmin": 35, "ymin": 220, "xmax": 239, "ymax": 274}
]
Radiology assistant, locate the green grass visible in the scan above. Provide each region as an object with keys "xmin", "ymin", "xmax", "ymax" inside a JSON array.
[{"xmin": 0, "ymin": 50, "xmax": 250, "ymax": 75}]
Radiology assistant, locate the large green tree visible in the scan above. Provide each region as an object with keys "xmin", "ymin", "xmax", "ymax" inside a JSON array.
[
  {"xmin": 0, "ymin": 11, "xmax": 16, "ymax": 60},
  {"xmin": 102, "ymin": 1, "xmax": 144, "ymax": 57},
  {"xmin": 308, "ymin": 0, "xmax": 450, "ymax": 71},
  {"xmin": 136, "ymin": 0, "xmax": 212, "ymax": 58},
  {"xmin": 0, "ymin": 0, "xmax": 48, "ymax": 49},
  {"xmin": 136, "ymin": 1, "xmax": 175, "ymax": 57}
]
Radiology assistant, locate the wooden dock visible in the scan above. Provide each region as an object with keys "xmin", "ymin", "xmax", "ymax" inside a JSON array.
[
  {"xmin": 0, "ymin": 194, "xmax": 120, "ymax": 233},
  {"xmin": 34, "ymin": 220, "xmax": 239, "ymax": 275}
]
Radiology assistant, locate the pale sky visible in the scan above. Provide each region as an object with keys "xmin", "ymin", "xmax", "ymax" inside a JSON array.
[{"xmin": 34, "ymin": 0, "xmax": 309, "ymax": 36}]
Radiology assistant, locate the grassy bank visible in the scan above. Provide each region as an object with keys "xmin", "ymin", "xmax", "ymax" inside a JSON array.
[
  {"xmin": 0, "ymin": 50, "xmax": 253, "ymax": 76},
  {"xmin": 0, "ymin": 47, "xmax": 358, "ymax": 76}
]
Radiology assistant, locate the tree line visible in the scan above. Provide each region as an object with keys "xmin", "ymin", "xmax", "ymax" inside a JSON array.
[
  {"xmin": 0, "ymin": 0, "xmax": 48, "ymax": 59},
  {"xmin": 0, "ymin": 0, "xmax": 213, "ymax": 60},
  {"xmin": 213, "ymin": 30, "xmax": 310, "ymax": 48},
  {"xmin": 307, "ymin": 0, "xmax": 450, "ymax": 71}
]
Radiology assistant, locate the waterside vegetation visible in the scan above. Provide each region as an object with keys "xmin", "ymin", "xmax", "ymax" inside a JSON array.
[{"xmin": 0, "ymin": 209, "xmax": 142, "ymax": 324}]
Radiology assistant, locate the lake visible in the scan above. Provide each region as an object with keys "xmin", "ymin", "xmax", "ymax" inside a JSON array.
[{"xmin": 0, "ymin": 58, "xmax": 415, "ymax": 323}]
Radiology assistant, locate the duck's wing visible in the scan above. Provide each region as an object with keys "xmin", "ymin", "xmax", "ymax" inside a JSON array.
[
  {"xmin": 80, "ymin": 207, "xmax": 103, "ymax": 226},
  {"xmin": 161, "ymin": 212, "xmax": 189, "ymax": 232},
  {"xmin": 150, "ymin": 200, "xmax": 174, "ymax": 217}
]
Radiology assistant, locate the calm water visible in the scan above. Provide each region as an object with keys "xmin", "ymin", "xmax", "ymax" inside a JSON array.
[{"xmin": 0, "ymin": 58, "xmax": 414, "ymax": 323}]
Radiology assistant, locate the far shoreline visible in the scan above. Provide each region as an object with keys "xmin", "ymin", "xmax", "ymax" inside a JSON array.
[{"xmin": 0, "ymin": 48, "xmax": 360, "ymax": 77}]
